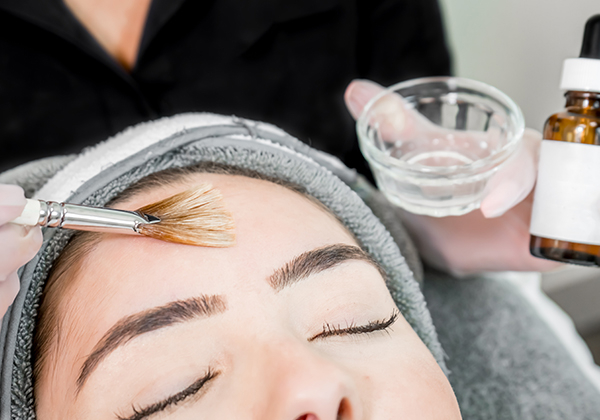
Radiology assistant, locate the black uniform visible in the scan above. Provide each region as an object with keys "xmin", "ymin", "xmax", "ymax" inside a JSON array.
[{"xmin": 0, "ymin": 0, "xmax": 451, "ymax": 175}]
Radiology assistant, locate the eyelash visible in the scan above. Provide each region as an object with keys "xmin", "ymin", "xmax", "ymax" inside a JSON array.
[
  {"xmin": 308, "ymin": 310, "xmax": 399, "ymax": 342},
  {"xmin": 117, "ymin": 369, "xmax": 218, "ymax": 420}
]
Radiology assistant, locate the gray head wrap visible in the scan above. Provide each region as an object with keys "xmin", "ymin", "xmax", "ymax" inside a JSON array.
[{"xmin": 0, "ymin": 113, "xmax": 442, "ymax": 419}]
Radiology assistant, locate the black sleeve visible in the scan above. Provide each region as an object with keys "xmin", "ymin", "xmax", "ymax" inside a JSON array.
[{"xmin": 356, "ymin": 0, "xmax": 452, "ymax": 85}]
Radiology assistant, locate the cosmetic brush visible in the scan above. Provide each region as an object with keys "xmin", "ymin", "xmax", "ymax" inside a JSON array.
[{"xmin": 9, "ymin": 184, "xmax": 236, "ymax": 247}]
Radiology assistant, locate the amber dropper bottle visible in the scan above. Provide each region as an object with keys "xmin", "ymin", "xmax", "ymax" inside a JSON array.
[{"xmin": 530, "ymin": 15, "xmax": 600, "ymax": 266}]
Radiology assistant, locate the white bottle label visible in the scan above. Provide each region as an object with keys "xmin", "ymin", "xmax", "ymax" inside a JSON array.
[{"xmin": 530, "ymin": 140, "xmax": 600, "ymax": 245}]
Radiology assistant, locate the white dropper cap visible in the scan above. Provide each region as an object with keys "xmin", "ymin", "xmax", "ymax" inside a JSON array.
[
  {"xmin": 560, "ymin": 15, "xmax": 600, "ymax": 93},
  {"xmin": 560, "ymin": 58, "xmax": 600, "ymax": 93}
]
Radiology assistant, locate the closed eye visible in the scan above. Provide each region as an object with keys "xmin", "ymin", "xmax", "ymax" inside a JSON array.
[
  {"xmin": 308, "ymin": 310, "xmax": 399, "ymax": 342},
  {"xmin": 116, "ymin": 369, "xmax": 218, "ymax": 420}
]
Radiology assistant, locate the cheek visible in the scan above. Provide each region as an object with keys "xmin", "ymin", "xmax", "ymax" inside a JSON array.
[{"xmin": 354, "ymin": 329, "xmax": 458, "ymax": 419}]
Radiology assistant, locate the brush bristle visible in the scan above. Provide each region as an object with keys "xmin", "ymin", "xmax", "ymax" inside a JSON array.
[{"xmin": 135, "ymin": 184, "xmax": 236, "ymax": 247}]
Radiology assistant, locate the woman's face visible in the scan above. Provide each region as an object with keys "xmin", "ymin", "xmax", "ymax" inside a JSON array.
[{"xmin": 36, "ymin": 174, "xmax": 461, "ymax": 420}]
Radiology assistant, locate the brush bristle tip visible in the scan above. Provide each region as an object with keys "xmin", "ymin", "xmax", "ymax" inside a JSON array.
[{"xmin": 135, "ymin": 184, "xmax": 236, "ymax": 248}]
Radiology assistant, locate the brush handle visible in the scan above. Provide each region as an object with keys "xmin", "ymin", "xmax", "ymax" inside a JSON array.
[{"xmin": 10, "ymin": 199, "xmax": 159, "ymax": 234}]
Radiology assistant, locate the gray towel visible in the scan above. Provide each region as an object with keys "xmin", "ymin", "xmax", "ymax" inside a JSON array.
[{"xmin": 424, "ymin": 270, "xmax": 600, "ymax": 419}]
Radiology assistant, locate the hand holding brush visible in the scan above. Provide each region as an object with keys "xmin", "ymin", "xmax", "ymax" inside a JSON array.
[{"xmin": 0, "ymin": 184, "xmax": 42, "ymax": 319}]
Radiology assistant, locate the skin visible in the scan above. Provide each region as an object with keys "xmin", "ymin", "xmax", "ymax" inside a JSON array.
[
  {"xmin": 63, "ymin": 0, "xmax": 152, "ymax": 70},
  {"xmin": 36, "ymin": 174, "xmax": 461, "ymax": 420}
]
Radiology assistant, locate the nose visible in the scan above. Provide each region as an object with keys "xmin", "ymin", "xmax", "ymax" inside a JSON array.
[
  {"xmin": 246, "ymin": 339, "xmax": 361, "ymax": 420},
  {"xmin": 279, "ymin": 370, "xmax": 354, "ymax": 420}
]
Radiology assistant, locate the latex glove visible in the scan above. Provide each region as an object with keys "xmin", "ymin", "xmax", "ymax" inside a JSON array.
[
  {"xmin": 0, "ymin": 185, "xmax": 43, "ymax": 319},
  {"xmin": 345, "ymin": 79, "xmax": 562, "ymax": 275}
]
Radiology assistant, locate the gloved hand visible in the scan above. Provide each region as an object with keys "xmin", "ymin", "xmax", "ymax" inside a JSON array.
[
  {"xmin": 345, "ymin": 79, "xmax": 562, "ymax": 275},
  {"xmin": 0, "ymin": 185, "xmax": 42, "ymax": 319}
]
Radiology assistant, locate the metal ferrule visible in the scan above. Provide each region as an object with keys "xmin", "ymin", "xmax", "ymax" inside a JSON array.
[{"xmin": 38, "ymin": 200, "xmax": 160, "ymax": 235}]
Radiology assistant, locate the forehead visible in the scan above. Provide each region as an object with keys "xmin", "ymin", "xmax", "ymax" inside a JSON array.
[
  {"xmin": 114, "ymin": 172, "xmax": 356, "ymax": 253},
  {"xmin": 66, "ymin": 172, "xmax": 359, "ymax": 314}
]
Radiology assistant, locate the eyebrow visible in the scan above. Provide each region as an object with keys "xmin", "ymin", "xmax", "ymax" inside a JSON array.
[
  {"xmin": 76, "ymin": 295, "xmax": 226, "ymax": 393},
  {"xmin": 268, "ymin": 244, "xmax": 386, "ymax": 291},
  {"xmin": 75, "ymin": 244, "xmax": 384, "ymax": 394}
]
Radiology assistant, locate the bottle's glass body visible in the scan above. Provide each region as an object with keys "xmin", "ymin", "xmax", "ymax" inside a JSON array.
[{"xmin": 530, "ymin": 91, "xmax": 600, "ymax": 266}]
